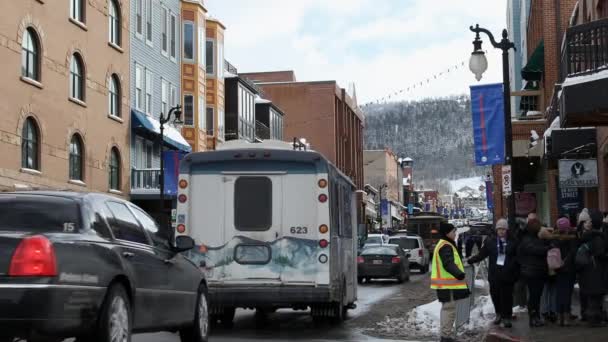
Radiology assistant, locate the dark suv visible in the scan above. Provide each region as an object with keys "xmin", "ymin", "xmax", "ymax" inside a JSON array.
[{"xmin": 0, "ymin": 191, "xmax": 208, "ymax": 342}]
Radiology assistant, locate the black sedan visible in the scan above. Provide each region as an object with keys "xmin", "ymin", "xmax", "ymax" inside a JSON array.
[
  {"xmin": 0, "ymin": 191, "xmax": 208, "ymax": 342},
  {"xmin": 357, "ymin": 244, "xmax": 410, "ymax": 284}
]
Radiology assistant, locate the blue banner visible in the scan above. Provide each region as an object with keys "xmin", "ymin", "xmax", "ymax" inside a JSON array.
[
  {"xmin": 470, "ymin": 83, "xmax": 505, "ymax": 166},
  {"xmin": 485, "ymin": 181, "xmax": 494, "ymax": 210},
  {"xmin": 163, "ymin": 150, "xmax": 188, "ymax": 196}
]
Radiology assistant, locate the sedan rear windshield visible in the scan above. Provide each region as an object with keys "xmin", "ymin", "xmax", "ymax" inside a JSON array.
[
  {"xmin": 0, "ymin": 195, "xmax": 81, "ymax": 233},
  {"xmin": 366, "ymin": 236, "xmax": 383, "ymax": 245},
  {"xmin": 361, "ymin": 246, "xmax": 397, "ymax": 256},
  {"xmin": 389, "ymin": 238, "xmax": 419, "ymax": 250}
]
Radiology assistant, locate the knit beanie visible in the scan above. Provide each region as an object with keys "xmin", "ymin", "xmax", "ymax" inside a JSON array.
[
  {"xmin": 439, "ymin": 223, "xmax": 456, "ymax": 237},
  {"xmin": 578, "ymin": 208, "xmax": 591, "ymax": 225},
  {"xmin": 496, "ymin": 218, "xmax": 509, "ymax": 230},
  {"xmin": 556, "ymin": 217, "xmax": 572, "ymax": 233}
]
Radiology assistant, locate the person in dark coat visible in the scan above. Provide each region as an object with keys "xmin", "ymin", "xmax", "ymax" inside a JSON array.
[
  {"xmin": 517, "ymin": 218, "xmax": 550, "ymax": 327},
  {"xmin": 553, "ymin": 217, "xmax": 580, "ymax": 326},
  {"xmin": 468, "ymin": 218, "xmax": 519, "ymax": 328},
  {"xmin": 576, "ymin": 209, "xmax": 607, "ymax": 327}
]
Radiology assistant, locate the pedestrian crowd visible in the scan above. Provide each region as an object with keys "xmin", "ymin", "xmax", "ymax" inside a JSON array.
[
  {"xmin": 431, "ymin": 209, "xmax": 608, "ymax": 342},
  {"xmin": 466, "ymin": 209, "xmax": 608, "ymax": 329}
]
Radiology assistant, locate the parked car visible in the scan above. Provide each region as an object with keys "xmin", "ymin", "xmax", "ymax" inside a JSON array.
[
  {"xmin": 364, "ymin": 233, "xmax": 390, "ymax": 247},
  {"xmin": 0, "ymin": 191, "xmax": 208, "ymax": 342},
  {"xmin": 388, "ymin": 235, "xmax": 430, "ymax": 273},
  {"xmin": 357, "ymin": 244, "xmax": 410, "ymax": 283}
]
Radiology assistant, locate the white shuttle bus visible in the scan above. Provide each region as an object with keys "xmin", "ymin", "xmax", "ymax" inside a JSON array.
[{"xmin": 175, "ymin": 140, "xmax": 358, "ymax": 325}]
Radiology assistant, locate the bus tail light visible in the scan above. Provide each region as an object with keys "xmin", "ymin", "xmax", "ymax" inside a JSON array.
[
  {"xmin": 319, "ymin": 239, "xmax": 328, "ymax": 248},
  {"xmin": 319, "ymin": 225, "xmax": 328, "ymax": 234},
  {"xmin": 176, "ymin": 224, "xmax": 186, "ymax": 233},
  {"xmin": 318, "ymin": 194, "xmax": 328, "ymax": 203},
  {"xmin": 318, "ymin": 179, "xmax": 327, "ymax": 188},
  {"xmin": 318, "ymin": 254, "xmax": 328, "ymax": 264},
  {"xmin": 178, "ymin": 194, "xmax": 188, "ymax": 203},
  {"xmin": 178, "ymin": 179, "xmax": 188, "ymax": 189}
]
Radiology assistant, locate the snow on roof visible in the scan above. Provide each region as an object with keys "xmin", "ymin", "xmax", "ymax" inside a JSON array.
[
  {"xmin": 562, "ymin": 68, "xmax": 608, "ymax": 87},
  {"xmin": 255, "ymin": 95, "xmax": 271, "ymax": 104},
  {"xmin": 450, "ymin": 177, "xmax": 483, "ymax": 193},
  {"xmin": 224, "ymin": 71, "xmax": 237, "ymax": 78},
  {"xmin": 543, "ymin": 116, "xmax": 561, "ymax": 138}
]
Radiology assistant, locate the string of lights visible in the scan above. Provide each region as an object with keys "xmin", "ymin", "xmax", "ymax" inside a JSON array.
[{"xmin": 359, "ymin": 57, "xmax": 480, "ymax": 109}]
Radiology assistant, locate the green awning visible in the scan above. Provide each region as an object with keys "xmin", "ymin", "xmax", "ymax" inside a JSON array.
[{"xmin": 521, "ymin": 41, "xmax": 544, "ymax": 81}]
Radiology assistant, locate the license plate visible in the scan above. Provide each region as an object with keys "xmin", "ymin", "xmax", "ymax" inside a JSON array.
[{"xmin": 372, "ymin": 260, "xmax": 383, "ymax": 265}]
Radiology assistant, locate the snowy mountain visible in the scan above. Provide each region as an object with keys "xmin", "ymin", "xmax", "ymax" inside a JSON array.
[{"xmin": 363, "ymin": 96, "xmax": 488, "ymax": 183}]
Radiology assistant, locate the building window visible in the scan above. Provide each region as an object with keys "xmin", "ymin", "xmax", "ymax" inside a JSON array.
[
  {"xmin": 206, "ymin": 107, "xmax": 214, "ymax": 136},
  {"xmin": 206, "ymin": 40, "xmax": 214, "ymax": 75},
  {"xmin": 199, "ymin": 96, "xmax": 206, "ymax": 131},
  {"xmin": 170, "ymin": 84, "xmax": 177, "ymax": 108},
  {"xmin": 217, "ymin": 41, "xmax": 224, "ymax": 78},
  {"xmin": 109, "ymin": 147, "xmax": 121, "ymax": 190},
  {"xmin": 183, "ymin": 95, "xmax": 194, "ymax": 126},
  {"xmin": 70, "ymin": 53, "xmax": 85, "ymax": 101},
  {"xmin": 161, "ymin": 7, "xmax": 168, "ymax": 55},
  {"xmin": 183, "ymin": 22, "xmax": 194, "ymax": 61},
  {"xmin": 108, "ymin": 0, "xmax": 121, "ymax": 46},
  {"xmin": 69, "ymin": 134, "xmax": 83, "ymax": 181},
  {"xmin": 145, "ymin": 69, "xmax": 152, "ymax": 114},
  {"xmin": 21, "ymin": 28, "xmax": 40, "ymax": 81},
  {"xmin": 170, "ymin": 14, "xmax": 177, "ymax": 60},
  {"xmin": 161, "ymin": 79, "xmax": 168, "ymax": 114},
  {"xmin": 135, "ymin": 64, "xmax": 143, "ymax": 111},
  {"xmin": 218, "ymin": 109, "xmax": 225, "ymax": 140},
  {"xmin": 21, "ymin": 117, "xmax": 40, "ymax": 170},
  {"xmin": 199, "ymin": 26, "xmax": 204, "ymax": 66},
  {"xmin": 135, "ymin": 0, "xmax": 143, "ymax": 36},
  {"xmin": 108, "ymin": 74, "xmax": 121, "ymax": 117},
  {"xmin": 70, "ymin": 0, "xmax": 84, "ymax": 23},
  {"xmin": 145, "ymin": 0, "xmax": 152, "ymax": 44}
]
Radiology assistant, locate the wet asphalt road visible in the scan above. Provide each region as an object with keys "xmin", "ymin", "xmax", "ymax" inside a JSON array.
[{"xmin": 132, "ymin": 277, "xmax": 423, "ymax": 342}]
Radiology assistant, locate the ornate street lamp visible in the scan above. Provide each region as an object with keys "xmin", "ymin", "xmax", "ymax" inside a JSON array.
[
  {"xmin": 469, "ymin": 24, "xmax": 517, "ymax": 228},
  {"xmin": 158, "ymin": 105, "xmax": 182, "ymax": 222}
]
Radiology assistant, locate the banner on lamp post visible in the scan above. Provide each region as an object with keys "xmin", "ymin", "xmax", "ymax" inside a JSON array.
[{"xmin": 470, "ymin": 83, "xmax": 506, "ymax": 166}]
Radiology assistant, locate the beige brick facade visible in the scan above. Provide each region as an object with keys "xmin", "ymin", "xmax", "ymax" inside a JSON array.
[{"xmin": 0, "ymin": 0, "xmax": 131, "ymax": 196}]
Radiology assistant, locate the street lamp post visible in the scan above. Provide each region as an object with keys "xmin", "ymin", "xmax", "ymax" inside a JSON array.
[
  {"xmin": 377, "ymin": 184, "xmax": 388, "ymax": 233},
  {"xmin": 468, "ymin": 24, "xmax": 516, "ymax": 229},
  {"xmin": 158, "ymin": 105, "xmax": 182, "ymax": 225}
]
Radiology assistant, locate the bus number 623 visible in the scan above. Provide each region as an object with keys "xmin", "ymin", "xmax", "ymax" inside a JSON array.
[{"xmin": 290, "ymin": 226, "xmax": 308, "ymax": 234}]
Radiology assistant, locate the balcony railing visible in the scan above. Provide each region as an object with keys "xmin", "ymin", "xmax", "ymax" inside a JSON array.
[
  {"xmin": 255, "ymin": 120, "xmax": 270, "ymax": 141},
  {"xmin": 510, "ymin": 89, "xmax": 545, "ymax": 119},
  {"xmin": 561, "ymin": 18, "xmax": 608, "ymax": 81},
  {"xmin": 131, "ymin": 168, "xmax": 160, "ymax": 191}
]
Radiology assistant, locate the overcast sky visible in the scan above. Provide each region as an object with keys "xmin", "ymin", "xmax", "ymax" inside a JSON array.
[{"xmin": 205, "ymin": 0, "xmax": 508, "ymax": 104}]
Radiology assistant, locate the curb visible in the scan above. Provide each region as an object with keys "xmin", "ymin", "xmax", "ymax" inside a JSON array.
[{"xmin": 484, "ymin": 327, "xmax": 527, "ymax": 342}]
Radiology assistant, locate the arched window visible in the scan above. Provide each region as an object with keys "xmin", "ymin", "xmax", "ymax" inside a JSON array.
[
  {"xmin": 109, "ymin": 147, "xmax": 120, "ymax": 190},
  {"xmin": 21, "ymin": 118, "xmax": 40, "ymax": 170},
  {"xmin": 108, "ymin": 0, "xmax": 121, "ymax": 46},
  {"xmin": 69, "ymin": 135, "xmax": 84, "ymax": 181},
  {"xmin": 70, "ymin": 54, "xmax": 84, "ymax": 101},
  {"xmin": 21, "ymin": 28, "xmax": 40, "ymax": 81},
  {"xmin": 108, "ymin": 74, "xmax": 121, "ymax": 117}
]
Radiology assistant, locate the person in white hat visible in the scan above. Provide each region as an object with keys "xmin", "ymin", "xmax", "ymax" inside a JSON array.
[{"xmin": 468, "ymin": 218, "xmax": 519, "ymax": 328}]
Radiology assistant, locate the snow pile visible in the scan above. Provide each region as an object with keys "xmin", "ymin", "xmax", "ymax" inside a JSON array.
[{"xmin": 375, "ymin": 295, "xmax": 494, "ymax": 338}]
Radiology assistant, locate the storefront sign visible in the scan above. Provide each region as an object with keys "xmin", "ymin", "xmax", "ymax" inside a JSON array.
[
  {"xmin": 502, "ymin": 165, "xmax": 512, "ymax": 197},
  {"xmin": 557, "ymin": 187, "xmax": 584, "ymax": 217},
  {"xmin": 559, "ymin": 159, "xmax": 598, "ymax": 188}
]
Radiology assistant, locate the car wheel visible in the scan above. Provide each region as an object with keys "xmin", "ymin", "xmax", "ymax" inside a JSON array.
[
  {"xmin": 179, "ymin": 284, "xmax": 210, "ymax": 342},
  {"xmin": 396, "ymin": 271, "xmax": 405, "ymax": 284},
  {"xmin": 95, "ymin": 284, "xmax": 131, "ymax": 342},
  {"xmin": 220, "ymin": 307, "xmax": 236, "ymax": 329}
]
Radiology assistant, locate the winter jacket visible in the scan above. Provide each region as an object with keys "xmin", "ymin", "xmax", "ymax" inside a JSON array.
[
  {"xmin": 517, "ymin": 232, "xmax": 550, "ymax": 279},
  {"xmin": 436, "ymin": 237, "xmax": 471, "ymax": 303},
  {"xmin": 552, "ymin": 233, "xmax": 579, "ymax": 275},
  {"xmin": 468, "ymin": 233, "xmax": 519, "ymax": 283},
  {"xmin": 577, "ymin": 230, "xmax": 607, "ymax": 296}
]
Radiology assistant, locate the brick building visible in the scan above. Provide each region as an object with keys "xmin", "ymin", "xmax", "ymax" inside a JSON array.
[
  {"xmin": 240, "ymin": 71, "xmax": 365, "ymax": 190},
  {"xmin": 0, "ymin": 0, "xmax": 131, "ymax": 195}
]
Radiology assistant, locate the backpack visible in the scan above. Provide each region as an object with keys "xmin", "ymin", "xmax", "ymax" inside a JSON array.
[
  {"xmin": 547, "ymin": 247, "xmax": 563, "ymax": 271},
  {"xmin": 575, "ymin": 243, "xmax": 594, "ymax": 268}
]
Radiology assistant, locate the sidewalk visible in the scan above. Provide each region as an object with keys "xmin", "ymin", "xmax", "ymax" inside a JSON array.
[{"xmin": 484, "ymin": 291, "xmax": 608, "ymax": 342}]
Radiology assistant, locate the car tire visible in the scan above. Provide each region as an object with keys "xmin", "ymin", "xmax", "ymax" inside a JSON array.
[
  {"xmin": 396, "ymin": 271, "xmax": 405, "ymax": 284},
  {"xmin": 220, "ymin": 308, "xmax": 236, "ymax": 329},
  {"xmin": 95, "ymin": 284, "xmax": 131, "ymax": 342},
  {"xmin": 179, "ymin": 284, "xmax": 210, "ymax": 342}
]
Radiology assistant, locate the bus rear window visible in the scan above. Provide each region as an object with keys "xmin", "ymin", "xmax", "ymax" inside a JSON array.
[{"xmin": 234, "ymin": 177, "xmax": 272, "ymax": 231}]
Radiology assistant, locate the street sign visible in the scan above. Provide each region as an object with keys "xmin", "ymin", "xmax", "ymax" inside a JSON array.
[{"xmin": 502, "ymin": 165, "xmax": 512, "ymax": 197}]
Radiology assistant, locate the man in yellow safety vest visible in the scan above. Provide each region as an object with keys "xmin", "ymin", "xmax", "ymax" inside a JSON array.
[{"xmin": 431, "ymin": 223, "xmax": 470, "ymax": 342}]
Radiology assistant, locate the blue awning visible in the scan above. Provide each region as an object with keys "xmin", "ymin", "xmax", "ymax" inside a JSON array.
[{"xmin": 131, "ymin": 110, "xmax": 192, "ymax": 152}]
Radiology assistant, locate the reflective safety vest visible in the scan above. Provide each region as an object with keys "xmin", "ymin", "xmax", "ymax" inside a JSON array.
[{"xmin": 430, "ymin": 239, "xmax": 468, "ymax": 290}]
